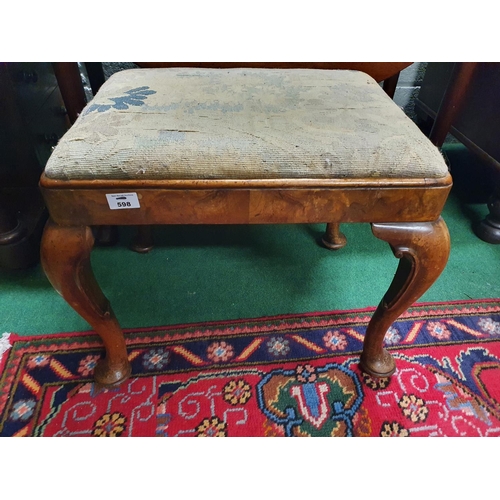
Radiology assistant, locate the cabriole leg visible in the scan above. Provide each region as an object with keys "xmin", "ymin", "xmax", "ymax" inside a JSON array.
[
  {"xmin": 360, "ymin": 217, "xmax": 450, "ymax": 377},
  {"xmin": 40, "ymin": 218, "xmax": 131, "ymax": 387}
]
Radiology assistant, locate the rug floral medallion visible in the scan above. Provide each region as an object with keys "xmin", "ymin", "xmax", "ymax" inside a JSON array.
[{"xmin": 1, "ymin": 299, "xmax": 500, "ymax": 437}]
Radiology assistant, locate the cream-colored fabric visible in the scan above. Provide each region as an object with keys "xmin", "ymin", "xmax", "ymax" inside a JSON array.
[{"xmin": 45, "ymin": 68, "xmax": 449, "ymax": 181}]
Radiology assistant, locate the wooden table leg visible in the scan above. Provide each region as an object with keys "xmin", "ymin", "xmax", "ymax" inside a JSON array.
[
  {"xmin": 322, "ymin": 223, "xmax": 347, "ymax": 250},
  {"xmin": 94, "ymin": 225, "xmax": 119, "ymax": 246},
  {"xmin": 429, "ymin": 62, "xmax": 478, "ymax": 148},
  {"xmin": 130, "ymin": 225, "xmax": 154, "ymax": 253},
  {"xmin": 40, "ymin": 218, "xmax": 131, "ymax": 387},
  {"xmin": 475, "ymin": 180, "xmax": 500, "ymax": 244},
  {"xmin": 382, "ymin": 71, "xmax": 400, "ymax": 99},
  {"xmin": 52, "ymin": 62, "xmax": 87, "ymax": 124},
  {"xmin": 360, "ymin": 217, "xmax": 450, "ymax": 377}
]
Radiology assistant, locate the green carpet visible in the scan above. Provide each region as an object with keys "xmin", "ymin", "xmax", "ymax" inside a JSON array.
[{"xmin": 1, "ymin": 144, "xmax": 499, "ymax": 336}]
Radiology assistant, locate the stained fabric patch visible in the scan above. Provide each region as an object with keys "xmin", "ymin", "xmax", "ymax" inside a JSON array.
[{"xmin": 85, "ymin": 86, "xmax": 156, "ymax": 113}]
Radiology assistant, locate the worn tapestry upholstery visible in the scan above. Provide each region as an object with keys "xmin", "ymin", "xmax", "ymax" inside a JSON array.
[{"xmin": 44, "ymin": 68, "xmax": 449, "ymax": 181}]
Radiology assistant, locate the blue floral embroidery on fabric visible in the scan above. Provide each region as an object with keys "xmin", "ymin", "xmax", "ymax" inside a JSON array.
[{"xmin": 86, "ymin": 86, "xmax": 156, "ymax": 113}]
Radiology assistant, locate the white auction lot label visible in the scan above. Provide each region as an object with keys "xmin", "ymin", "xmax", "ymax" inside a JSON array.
[{"xmin": 106, "ymin": 193, "xmax": 141, "ymax": 210}]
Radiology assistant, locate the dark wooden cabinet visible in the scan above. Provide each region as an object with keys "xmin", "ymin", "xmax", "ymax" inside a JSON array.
[
  {"xmin": 0, "ymin": 62, "xmax": 71, "ymax": 268},
  {"xmin": 416, "ymin": 63, "xmax": 500, "ymax": 168},
  {"xmin": 415, "ymin": 63, "xmax": 500, "ymax": 243}
]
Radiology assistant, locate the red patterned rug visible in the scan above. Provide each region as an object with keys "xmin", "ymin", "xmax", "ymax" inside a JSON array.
[{"xmin": 1, "ymin": 299, "xmax": 500, "ymax": 437}]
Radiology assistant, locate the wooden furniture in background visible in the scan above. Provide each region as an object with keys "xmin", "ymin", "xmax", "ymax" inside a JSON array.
[
  {"xmin": 416, "ymin": 62, "xmax": 500, "ymax": 243},
  {"xmin": 39, "ymin": 63, "xmax": 451, "ymax": 387},
  {"xmin": 136, "ymin": 62, "xmax": 410, "ymax": 83},
  {"xmin": 0, "ymin": 63, "xmax": 71, "ymax": 269}
]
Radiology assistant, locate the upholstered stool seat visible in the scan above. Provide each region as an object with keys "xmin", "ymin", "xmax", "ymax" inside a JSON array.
[
  {"xmin": 40, "ymin": 66, "xmax": 452, "ymax": 388},
  {"xmin": 45, "ymin": 68, "xmax": 448, "ymax": 182}
]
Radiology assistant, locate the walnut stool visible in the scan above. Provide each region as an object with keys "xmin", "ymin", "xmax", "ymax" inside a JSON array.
[{"xmin": 39, "ymin": 68, "xmax": 452, "ymax": 387}]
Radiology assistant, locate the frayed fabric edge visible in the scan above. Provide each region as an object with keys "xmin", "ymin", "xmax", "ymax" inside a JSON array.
[{"xmin": 0, "ymin": 333, "xmax": 12, "ymax": 364}]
